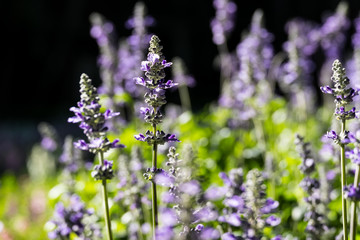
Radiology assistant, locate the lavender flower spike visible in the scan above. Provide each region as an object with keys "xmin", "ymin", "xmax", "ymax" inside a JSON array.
[
  {"xmin": 68, "ymin": 73, "xmax": 125, "ymax": 240},
  {"xmin": 320, "ymin": 59, "xmax": 358, "ymax": 240},
  {"xmin": 134, "ymin": 35, "xmax": 179, "ymax": 239}
]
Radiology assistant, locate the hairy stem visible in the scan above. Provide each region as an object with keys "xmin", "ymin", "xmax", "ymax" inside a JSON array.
[
  {"xmin": 350, "ymin": 164, "xmax": 360, "ymax": 240},
  {"xmin": 152, "ymin": 123, "xmax": 158, "ymax": 239},
  {"xmin": 98, "ymin": 151, "xmax": 113, "ymax": 240},
  {"xmin": 340, "ymin": 119, "xmax": 348, "ymax": 240}
]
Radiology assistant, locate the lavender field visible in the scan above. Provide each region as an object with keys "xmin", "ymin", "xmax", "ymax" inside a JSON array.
[{"xmin": 3, "ymin": 0, "xmax": 360, "ymax": 239}]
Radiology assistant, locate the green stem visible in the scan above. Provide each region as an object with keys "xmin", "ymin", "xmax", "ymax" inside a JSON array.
[
  {"xmin": 178, "ymin": 84, "xmax": 192, "ymax": 112},
  {"xmin": 350, "ymin": 164, "xmax": 360, "ymax": 239},
  {"xmin": 98, "ymin": 151, "xmax": 113, "ymax": 240},
  {"xmin": 341, "ymin": 119, "xmax": 348, "ymax": 240},
  {"xmin": 253, "ymin": 118, "xmax": 275, "ymax": 198},
  {"xmin": 152, "ymin": 123, "xmax": 158, "ymax": 239},
  {"xmin": 217, "ymin": 43, "xmax": 230, "ymax": 94}
]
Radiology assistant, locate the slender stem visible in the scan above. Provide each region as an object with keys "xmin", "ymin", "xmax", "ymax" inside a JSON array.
[
  {"xmin": 178, "ymin": 84, "xmax": 192, "ymax": 112},
  {"xmin": 152, "ymin": 123, "xmax": 158, "ymax": 240},
  {"xmin": 350, "ymin": 164, "xmax": 360, "ymax": 239},
  {"xmin": 217, "ymin": 43, "xmax": 230, "ymax": 94},
  {"xmin": 341, "ymin": 119, "xmax": 348, "ymax": 240},
  {"xmin": 253, "ymin": 118, "xmax": 275, "ymax": 198},
  {"xmin": 98, "ymin": 151, "xmax": 113, "ymax": 240}
]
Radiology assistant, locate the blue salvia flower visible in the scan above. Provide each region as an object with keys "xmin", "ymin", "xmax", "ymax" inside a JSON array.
[
  {"xmin": 320, "ymin": 60, "xmax": 358, "ymax": 123},
  {"xmin": 134, "ymin": 35, "xmax": 179, "ymax": 144},
  {"xmin": 240, "ymin": 169, "xmax": 281, "ymax": 239},
  {"xmin": 279, "ymin": 18, "xmax": 320, "ymax": 114},
  {"xmin": 68, "ymin": 73, "xmax": 125, "ymax": 156},
  {"xmin": 134, "ymin": 34, "xmax": 179, "ymax": 238},
  {"xmin": 219, "ymin": 9, "xmax": 274, "ymax": 127},
  {"xmin": 68, "ymin": 73, "xmax": 124, "ymax": 240},
  {"xmin": 205, "ymin": 168, "xmax": 280, "ymax": 239},
  {"xmin": 210, "ymin": 0, "xmax": 237, "ymax": 46},
  {"xmin": 295, "ymin": 134, "xmax": 332, "ymax": 239},
  {"xmin": 320, "ymin": 59, "xmax": 358, "ymax": 240},
  {"xmin": 210, "ymin": 0, "xmax": 237, "ymax": 93},
  {"xmin": 47, "ymin": 194, "xmax": 102, "ymax": 240},
  {"xmin": 89, "ymin": 13, "xmax": 118, "ymax": 100},
  {"xmin": 122, "ymin": 2, "xmax": 154, "ymax": 98},
  {"xmin": 90, "ymin": 3, "xmax": 154, "ymax": 126},
  {"xmin": 318, "ymin": 2, "xmax": 349, "ymax": 90},
  {"xmin": 164, "ymin": 145, "xmax": 204, "ymax": 240},
  {"xmin": 319, "ymin": 2, "xmax": 349, "ymax": 60},
  {"xmin": 346, "ymin": 16, "xmax": 360, "ymax": 91}
]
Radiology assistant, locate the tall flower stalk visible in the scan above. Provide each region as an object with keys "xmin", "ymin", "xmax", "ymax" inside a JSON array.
[
  {"xmin": 295, "ymin": 134, "xmax": 332, "ymax": 239},
  {"xmin": 134, "ymin": 35, "xmax": 179, "ymax": 239},
  {"xmin": 68, "ymin": 73, "xmax": 125, "ymax": 240},
  {"xmin": 210, "ymin": 0, "xmax": 237, "ymax": 92},
  {"xmin": 321, "ymin": 59, "xmax": 358, "ymax": 240}
]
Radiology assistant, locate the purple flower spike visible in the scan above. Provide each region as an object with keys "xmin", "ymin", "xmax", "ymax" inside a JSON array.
[{"xmin": 68, "ymin": 74, "xmax": 124, "ymax": 154}]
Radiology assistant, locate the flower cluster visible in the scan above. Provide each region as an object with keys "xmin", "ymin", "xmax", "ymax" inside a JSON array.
[
  {"xmin": 295, "ymin": 134, "xmax": 331, "ymax": 239},
  {"xmin": 68, "ymin": 73, "xmax": 125, "ymax": 154},
  {"xmin": 91, "ymin": 159, "xmax": 114, "ymax": 181},
  {"xmin": 219, "ymin": 9, "xmax": 274, "ymax": 127},
  {"xmin": 47, "ymin": 194, "xmax": 102, "ymax": 239},
  {"xmin": 164, "ymin": 145, "xmax": 204, "ymax": 240},
  {"xmin": 280, "ymin": 18, "xmax": 319, "ymax": 111},
  {"xmin": 319, "ymin": 2, "xmax": 349, "ymax": 59},
  {"xmin": 210, "ymin": 0, "xmax": 237, "ymax": 45},
  {"xmin": 241, "ymin": 169, "xmax": 281, "ymax": 238},
  {"xmin": 134, "ymin": 35, "xmax": 179, "ymax": 144},
  {"xmin": 321, "ymin": 60, "xmax": 358, "ymax": 121},
  {"xmin": 204, "ymin": 168, "xmax": 281, "ymax": 239}
]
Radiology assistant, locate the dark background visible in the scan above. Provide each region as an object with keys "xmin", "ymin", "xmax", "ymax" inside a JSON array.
[{"xmin": 2, "ymin": 0, "xmax": 360, "ymax": 172}]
